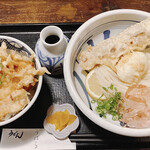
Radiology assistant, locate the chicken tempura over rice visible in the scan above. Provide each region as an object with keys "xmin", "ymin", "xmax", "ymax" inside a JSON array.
[{"xmin": 0, "ymin": 42, "xmax": 50, "ymax": 121}]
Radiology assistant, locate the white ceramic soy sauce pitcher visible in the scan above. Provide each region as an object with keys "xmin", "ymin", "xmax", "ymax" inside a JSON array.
[{"xmin": 35, "ymin": 26, "xmax": 69, "ymax": 76}]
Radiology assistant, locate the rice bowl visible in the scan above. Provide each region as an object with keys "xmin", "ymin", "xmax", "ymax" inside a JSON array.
[{"xmin": 0, "ymin": 36, "xmax": 45, "ymax": 126}]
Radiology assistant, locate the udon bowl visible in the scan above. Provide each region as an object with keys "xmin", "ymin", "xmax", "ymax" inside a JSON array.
[
  {"xmin": 64, "ymin": 9, "xmax": 150, "ymax": 137},
  {"xmin": 0, "ymin": 36, "xmax": 43, "ymax": 126}
]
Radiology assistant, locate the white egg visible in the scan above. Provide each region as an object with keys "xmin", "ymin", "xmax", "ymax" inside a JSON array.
[{"xmin": 116, "ymin": 52, "xmax": 148, "ymax": 84}]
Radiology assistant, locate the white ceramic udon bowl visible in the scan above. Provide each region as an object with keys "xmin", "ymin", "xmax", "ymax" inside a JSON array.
[
  {"xmin": 64, "ymin": 9, "xmax": 150, "ymax": 137},
  {"xmin": 0, "ymin": 36, "xmax": 42, "ymax": 126}
]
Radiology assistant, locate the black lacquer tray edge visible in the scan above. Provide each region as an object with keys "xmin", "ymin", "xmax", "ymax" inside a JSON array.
[
  {"xmin": 0, "ymin": 23, "xmax": 150, "ymax": 150},
  {"xmin": 0, "ymin": 22, "xmax": 82, "ymax": 33}
]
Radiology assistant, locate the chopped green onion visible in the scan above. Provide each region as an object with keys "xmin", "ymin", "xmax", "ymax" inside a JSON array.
[
  {"xmin": 0, "ymin": 71, "xmax": 5, "ymax": 85},
  {"xmin": 102, "ymin": 87, "xmax": 108, "ymax": 91},
  {"xmin": 95, "ymin": 84, "xmax": 123, "ymax": 121},
  {"xmin": 0, "ymin": 63, "xmax": 3, "ymax": 70},
  {"xmin": 114, "ymin": 87, "xmax": 117, "ymax": 91},
  {"xmin": 98, "ymin": 93, "xmax": 105, "ymax": 100},
  {"xmin": 109, "ymin": 84, "xmax": 114, "ymax": 90},
  {"xmin": 91, "ymin": 100, "xmax": 96, "ymax": 104},
  {"xmin": 112, "ymin": 115, "xmax": 118, "ymax": 121},
  {"xmin": 2, "ymin": 72, "xmax": 5, "ymax": 79}
]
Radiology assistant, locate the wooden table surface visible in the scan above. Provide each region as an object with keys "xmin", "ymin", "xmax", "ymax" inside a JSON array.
[
  {"xmin": 1, "ymin": 1, "xmax": 150, "ymax": 150},
  {"xmin": 0, "ymin": 0, "xmax": 150, "ymax": 24}
]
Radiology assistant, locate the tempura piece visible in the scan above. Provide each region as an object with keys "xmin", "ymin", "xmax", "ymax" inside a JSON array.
[
  {"xmin": 0, "ymin": 42, "xmax": 50, "ymax": 121},
  {"xmin": 78, "ymin": 17, "xmax": 150, "ymax": 71}
]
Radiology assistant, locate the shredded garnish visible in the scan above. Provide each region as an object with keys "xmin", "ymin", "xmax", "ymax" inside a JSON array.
[{"xmin": 93, "ymin": 84, "xmax": 123, "ymax": 121}]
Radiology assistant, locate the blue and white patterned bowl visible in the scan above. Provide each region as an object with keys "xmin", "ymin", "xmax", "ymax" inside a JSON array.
[
  {"xmin": 64, "ymin": 9, "xmax": 150, "ymax": 137},
  {"xmin": 0, "ymin": 36, "xmax": 43, "ymax": 126}
]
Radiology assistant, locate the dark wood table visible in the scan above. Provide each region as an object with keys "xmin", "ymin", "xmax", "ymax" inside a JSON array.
[
  {"xmin": 0, "ymin": 0, "xmax": 150, "ymax": 24},
  {"xmin": 0, "ymin": 1, "xmax": 150, "ymax": 150}
]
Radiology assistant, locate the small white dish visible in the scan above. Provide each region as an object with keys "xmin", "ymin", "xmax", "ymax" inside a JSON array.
[{"xmin": 43, "ymin": 103, "xmax": 79, "ymax": 140}]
